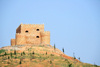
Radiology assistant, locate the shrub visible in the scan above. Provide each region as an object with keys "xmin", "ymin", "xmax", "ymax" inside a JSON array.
[
  {"xmin": 0, "ymin": 49, "xmax": 5, "ymax": 54},
  {"xmin": 54, "ymin": 44, "xmax": 56, "ymax": 50},
  {"xmin": 0, "ymin": 54, "xmax": 4, "ymax": 57},
  {"xmin": 74, "ymin": 56, "xmax": 76, "ymax": 59},
  {"xmin": 50, "ymin": 60, "xmax": 52, "ymax": 64},
  {"xmin": 73, "ymin": 52, "xmax": 76, "ymax": 59},
  {"xmin": 4, "ymin": 52, "xmax": 7, "ymax": 56},
  {"xmin": 19, "ymin": 60, "xmax": 22, "ymax": 64},
  {"xmin": 94, "ymin": 63, "xmax": 98, "ymax": 67},
  {"xmin": 23, "ymin": 52, "xmax": 25, "ymax": 55},
  {"xmin": 51, "ymin": 54, "xmax": 54, "ymax": 56},
  {"xmin": 78, "ymin": 57, "xmax": 80, "ymax": 61},
  {"xmin": 65, "ymin": 59, "xmax": 67, "ymax": 61},
  {"xmin": 10, "ymin": 52, "xmax": 12, "ymax": 57},
  {"xmin": 15, "ymin": 56, "xmax": 17, "ymax": 59},
  {"xmin": 7, "ymin": 61, "xmax": 10, "ymax": 64},
  {"xmin": 46, "ymin": 52, "xmax": 47, "ymax": 55},
  {"xmin": 14, "ymin": 50, "xmax": 16, "ymax": 55},
  {"xmin": 32, "ymin": 51, "xmax": 35, "ymax": 55},
  {"xmin": 33, "ymin": 60, "xmax": 37, "ymax": 63},
  {"xmin": 62, "ymin": 48, "xmax": 64, "ymax": 53},
  {"xmin": 69, "ymin": 63, "xmax": 72, "ymax": 67},
  {"xmin": 8, "ymin": 56, "xmax": 10, "ymax": 59},
  {"xmin": 21, "ymin": 53, "xmax": 23, "ymax": 56}
]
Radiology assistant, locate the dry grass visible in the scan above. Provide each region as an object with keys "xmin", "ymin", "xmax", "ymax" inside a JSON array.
[{"xmin": 0, "ymin": 45, "xmax": 99, "ymax": 67}]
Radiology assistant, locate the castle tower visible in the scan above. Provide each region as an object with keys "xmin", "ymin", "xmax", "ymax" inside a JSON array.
[{"xmin": 11, "ymin": 24, "xmax": 50, "ymax": 46}]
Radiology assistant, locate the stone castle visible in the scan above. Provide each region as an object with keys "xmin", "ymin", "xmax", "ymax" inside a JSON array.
[{"xmin": 11, "ymin": 24, "xmax": 50, "ymax": 46}]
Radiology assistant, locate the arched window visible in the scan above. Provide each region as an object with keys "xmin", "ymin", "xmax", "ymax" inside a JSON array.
[
  {"xmin": 36, "ymin": 29, "xmax": 39, "ymax": 31},
  {"xmin": 25, "ymin": 30, "xmax": 28, "ymax": 33},
  {"xmin": 36, "ymin": 36, "xmax": 39, "ymax": 38}
]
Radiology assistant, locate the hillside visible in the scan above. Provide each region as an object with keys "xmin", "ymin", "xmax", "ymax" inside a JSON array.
[{"xmin": 0, "ymin": 45, "xmax": 99, "ymax": 67}]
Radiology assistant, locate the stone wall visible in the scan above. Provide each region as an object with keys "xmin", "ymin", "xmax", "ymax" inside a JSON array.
[
  {"xmin": 41, "ymin": 31, "xmax": 50, "ymax": 45},
  {"xmin": 11, "ymin": 24, "xmax": 50, "ymax": 46},
  {"xmin": 11, "ymin": 39, "xmax": 15, "ymax": 46}
]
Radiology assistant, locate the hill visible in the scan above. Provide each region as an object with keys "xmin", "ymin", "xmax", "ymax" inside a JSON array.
[{"xmin": 0, "ymin": 45, "xmax": 99, "ymax": 67}]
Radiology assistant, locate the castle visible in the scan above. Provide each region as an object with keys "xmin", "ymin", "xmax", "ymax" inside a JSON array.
[{"xmin": 11, "ymin": 24, "xmax": 50, "ymax": 46}]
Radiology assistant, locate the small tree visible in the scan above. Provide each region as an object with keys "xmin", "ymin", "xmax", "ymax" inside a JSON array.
[
  {"xmin": 19, "ymin": 60, "xmax": 22, "ymax": 64},
  {"xmin": 69, "ymin": 63, "xmax": 72, "ymax": 67},
  {"xmin": 50, "ymin": 60, "xmax": 52, "ymax": 64},
  {"xmin": 46, "ymin": 52, "xmax": 47, "ymax": 55},
  {"xmin": 23, "ymin": 51, "xmax": 25, "ymax": 55},
  {"xmin": 8, "ymin": 56, "xmax": 10, "ymax": 59},
  {"xmin": 4, "ymin": 52, "xmax": 7, "ymax": 56},
  {"xmin": 15, "ymin": 56, "xmax": 17, "ymax": 59},
  {"xmin": 94, "ymin": 62, "xmax": 98, "ymax": 67},
  {"xmin": 62, "ymin": 48, "xmax": 64, "ymax": 53},
  {"xmin": 73, "ymin": 52, "xmax": 76, "ymax": 59},
  {"xmin": 32, "ymin": 51, "xmax": 35, "ymax": 55},
  {"xmin": 54, "ymin": 44, "xmax": 56, "ymax": 50},
  {"xmin": 10, "ymin": 52, "xmax": 12, "ymax": 57},
  {"xmin": 78, "ymin": 57, "xmax": 80, "ymax": 61},
  {"xmin": 74, "ymin": 56, "xmax": 76, "ymax": 59},
  {"xmin": 65, "ymin": 59, "xmax": 68, "ymax": 61},
  {"xmin": 21, "ymin": 53, "xmax": 23, "ymax": 56},
  {"xmin": 14, "ymin": 50, "xmax": 16, "ymax": 55}
]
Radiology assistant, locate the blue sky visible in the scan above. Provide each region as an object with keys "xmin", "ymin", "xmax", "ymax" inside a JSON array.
[{"xmin": 0, "ymin": 0, "xmax": 100, "ymax": 65}]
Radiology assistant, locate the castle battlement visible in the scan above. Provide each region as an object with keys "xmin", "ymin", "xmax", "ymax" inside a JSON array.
[
  {"xmin": 41, "ymin": 31, "xmax": 50, "ymax": 34},
  {"xmin": 11, "ymin": 24, "xmax": 50, "ymax": 46},
  {"xmin": 21, "ymin": 24, "xmax": 44, "ymax": 26}
]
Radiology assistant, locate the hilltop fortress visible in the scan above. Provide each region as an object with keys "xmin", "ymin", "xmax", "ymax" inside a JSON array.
[{"xmin": 11, "ymin": 24, "xmax": 50, "ymax": 46}]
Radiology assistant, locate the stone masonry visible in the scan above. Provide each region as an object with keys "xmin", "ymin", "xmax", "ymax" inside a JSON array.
[{"xmin": 11, "ymin": 24, "xmax": 50, "ymax": 46}]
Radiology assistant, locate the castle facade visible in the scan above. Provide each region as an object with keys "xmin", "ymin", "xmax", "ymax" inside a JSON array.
[{"xmin": 11, "ymin": 24, "xmax": 50, "ymax": 46}]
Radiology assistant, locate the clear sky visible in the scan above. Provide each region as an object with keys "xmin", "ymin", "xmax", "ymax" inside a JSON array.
[{"xmin": 0, "ymin": 0, "xmax": 100, "ymax": 66}]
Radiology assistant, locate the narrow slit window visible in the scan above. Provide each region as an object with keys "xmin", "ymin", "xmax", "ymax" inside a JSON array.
[
  {"xmin": 36, "ymin": 29, "xmax": 39, "ymax": 31},
  {"xmin": 25, "ymin": 30, "xmax": 28, "ymax": 33},
  {"xmin": 36, "ymin": 36, "xmax": 39, "ymax": 38}
]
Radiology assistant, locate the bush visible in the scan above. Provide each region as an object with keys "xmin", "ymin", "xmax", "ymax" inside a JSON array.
[
  {"xmin": 65, "ymin": 59, "xmax": 68, "ymax": 61},
  {"xmin": 50, "ymin": 60, "xmax": 52, "ymax": 64},
  {"xmin": 19, "ymin": 60, "xmax": 22, "ymax": 64},
  {"xmin": 69, "ymin": 63, "xmax": 72, "ymax": 67},
  {"xmin": 94, "ymin": 63, "xmax": 98, "ymax": 67},
  {"xmin": 23, "ymin": 52, "xmax": 25, "ymax": 55},
  {"xmin": 46, "ymin": 52, "xmax": 47, "ymax": 55},
  {"xmin": 32, "ymin": 51, "xmax": 35, "ymax": 55},
  {"xmin": 14, "ymin": 50, "xmax": 16, "ymax": 55},
  {"xmin": 10, "ymin": 52, "xmax": 12, "ymax": 57},
  {"xmin": 4, "ymin": 52, "xmax": 7, "ymax": 56},
  {"xmin": 0, "ymin": 54, "xmax": 4, "ymax": 57},
  {"xmin": 0, "ymin": 49, "xmax": 5, "ymax": 54},
  {"xmin": 21, "ymin": 53, "xmax": 23, "ymax": 56},
  {"xmin": 54, "ymin": 44, "xmax": 56, "ymax": 50},
  {"xmin": 7, "ymin": 61, "xmax": 10, "ymax": 64},
  {"xmin": 51, "ymin": 54, "xmax": 54, "ymax": 56},
  {"xmin": 62, "ymin": 48, "xmax": 64, "ymax": 53},
  {"xmin": 8, "ymin": 56, "xmax": 10, "ymax": 59},
  {"xmin": 15, "ymin": 56, "xmax": 17, "ymax": 59},
  {"xmin": 74, "ymin": 56, "xmax": 76, "ymax": 59}
]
